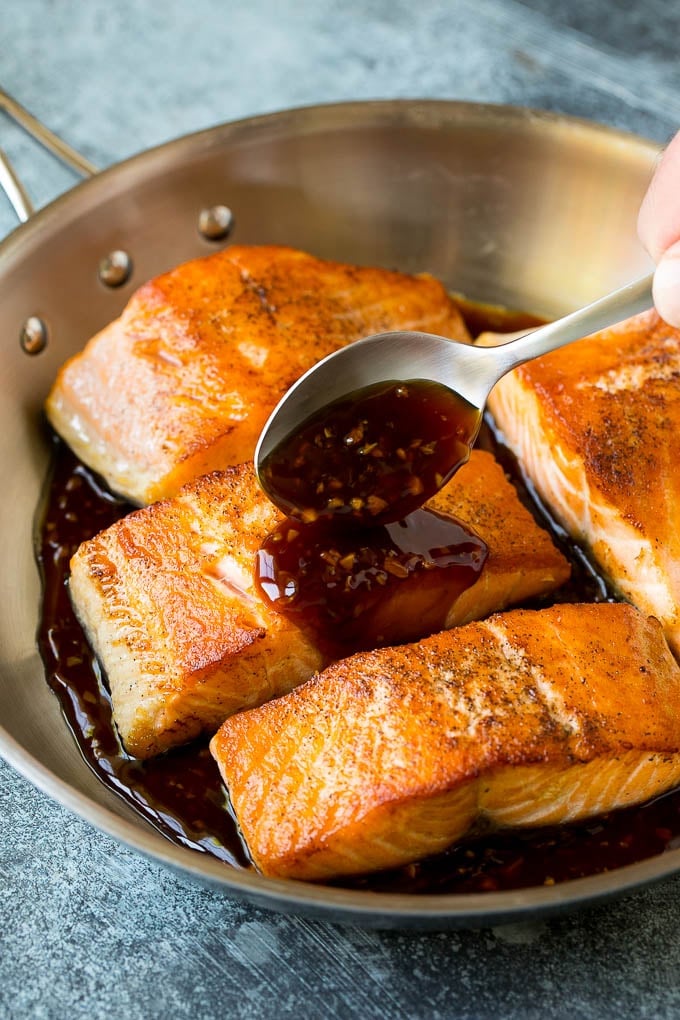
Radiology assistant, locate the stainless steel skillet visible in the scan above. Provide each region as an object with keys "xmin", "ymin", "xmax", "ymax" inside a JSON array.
[{"xmin": 0, "ymin": 92, "xmax": 662, "ymax": 928}]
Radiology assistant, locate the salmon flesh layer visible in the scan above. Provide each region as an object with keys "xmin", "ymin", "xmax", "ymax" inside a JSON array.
[
  {"xmin": 486, "ymin": 310, "xmax": 680, "ymax": 656},
  {"xmin": 211, "ymin": 603, "xmax": 680, "ymax": 881},
  {"xmin": 46, "ymin": 245, "xmax": 470, "ymax": 505},
  {"xmin": 69, "ymin": 452, "xmax": 568, "ymax": 759}
]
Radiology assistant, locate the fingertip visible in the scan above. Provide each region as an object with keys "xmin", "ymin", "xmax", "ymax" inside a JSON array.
[
  {"xmin": 653, "ymin": 241, "xmax": 680, "ymax": 327},
  {"xmin": 638, "ymin": 131, "xmax": 680, "ymax": 262}
]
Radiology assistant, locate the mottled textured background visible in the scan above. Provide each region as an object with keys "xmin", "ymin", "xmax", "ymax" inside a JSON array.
[{"xmin": 2, "ymin": 2, "xmax": 680, "ymax": 1017}]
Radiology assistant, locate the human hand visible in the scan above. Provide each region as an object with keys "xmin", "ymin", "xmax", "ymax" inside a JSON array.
[{"xmin": 638, "ymin": 130, "xmax": 680, "ymax": 327}]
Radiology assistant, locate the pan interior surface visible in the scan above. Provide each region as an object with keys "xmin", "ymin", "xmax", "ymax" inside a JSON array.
[{"xmin": 0, "ymin": 100, "xmax": 667, "ymax": 926}]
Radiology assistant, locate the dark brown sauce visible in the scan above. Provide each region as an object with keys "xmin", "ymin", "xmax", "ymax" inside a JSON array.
[
  {"xmin": 37, "ymin": 447, "xmax": 250, "ymax": 868},
  {"xmin": 256, "ymin": 378, "xmax": 486, "ymax": 652},
  {"xmin": 34, "ymin": 300, "xmax": 680, "ymax": 895},
  {"xmin": 255, "ymin": 509, "xmax": 487, "ymax": 651},
  {"xmin": 259, "ymin": 379, "xmax": 481, "ymax": 525}
]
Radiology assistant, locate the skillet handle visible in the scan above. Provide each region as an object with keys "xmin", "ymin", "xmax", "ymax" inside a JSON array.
[{"xmin": 0, "ymin": 87, "xmax": 98, "ymax": 222}]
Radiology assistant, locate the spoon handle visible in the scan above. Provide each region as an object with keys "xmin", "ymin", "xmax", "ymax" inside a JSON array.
[{"xmin": 490, "ymin": 272, "xmax": 654, "ymax": 378}]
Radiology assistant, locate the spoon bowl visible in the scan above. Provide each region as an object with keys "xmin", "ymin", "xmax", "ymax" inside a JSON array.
[{"xmin": 256, "ymin": 272, "xmax": 654, "ymax": 518}]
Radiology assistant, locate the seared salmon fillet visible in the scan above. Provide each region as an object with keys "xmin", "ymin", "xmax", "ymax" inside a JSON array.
[
  {"xmin": 46, "ymin": 245, "xmax": 470, "ymax": 505},
  {"xmin": 211, "ymin": 603, "xmax": 680, "ymax": 881},
  {"xmin": 69, "ymin": 451, "xmax": 568, "ymax": 758},
  {"xmin": 486, "ymin": 310, "xmax": 680, "ymax": 656}
]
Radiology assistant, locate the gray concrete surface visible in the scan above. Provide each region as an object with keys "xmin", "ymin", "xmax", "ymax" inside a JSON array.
[{"xmin": 2, "ymin": 1, "xmax": 679, "ymax": 1017}]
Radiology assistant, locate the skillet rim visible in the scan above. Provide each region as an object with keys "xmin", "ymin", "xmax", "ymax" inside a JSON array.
[{"xmin": 0, "ymin": 97, "xmax": 670, "ymax": 928}]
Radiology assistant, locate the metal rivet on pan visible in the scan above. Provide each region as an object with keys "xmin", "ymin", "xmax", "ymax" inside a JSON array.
[
  {"xmin": 198, "ymin": 205, "xmax": 233, "ymax": 241},
  {"xmin": 99, "ymin": 249, "xmax": 133, "ymax": 288},
  {"xmin": 20, "ymin": 316, "xmax": 48, "ymax": 355}
]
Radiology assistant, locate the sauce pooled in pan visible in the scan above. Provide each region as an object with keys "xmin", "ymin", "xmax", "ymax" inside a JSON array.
[{"xmin": 34, "ymin": 300, "xmax": 680, "ymax": 893}]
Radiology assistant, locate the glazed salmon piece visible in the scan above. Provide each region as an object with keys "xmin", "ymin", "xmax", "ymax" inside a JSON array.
[
  {"xmin": 69, "ymin": 462, "xmax": 322, "ymax": 761},
  {"xmin": 69, "ymin": 451, "xmax": 568, "ymax": 759},
  {"xmin": 46, "ymin": 245, "xmax": 470, "ymax": 505},
  {"xmin": 485, "ymin": 310, "xmax": 680, "ymax": 656},
  {"xmin": 210, "ymin": 603, "xmax": 680, "ymax": 881}
]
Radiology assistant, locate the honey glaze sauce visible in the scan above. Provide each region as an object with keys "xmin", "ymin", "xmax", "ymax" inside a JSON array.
[
  {"xmin": 258, "ymin": 379, "xmax": 481, "ymax": 526},
  {"xmin": 256, "ymin": 378, "xmax": 486, "ymax": 651},
  {"xmin": 34, "ymin": 299, "xmax": 680, "ymax": 894},
  {"xmin": 255, "ymin": 510, "xmax": 488, "ymax": 652}
]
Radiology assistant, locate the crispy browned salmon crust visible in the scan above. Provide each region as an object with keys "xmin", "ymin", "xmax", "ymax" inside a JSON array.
[
  {"xmin": 69, "ymin": 451, "xmax": 568, "ymax": 759},
  {"xmin": 46, "ymin": 245, "xmax": 470, "ymax": 505},
  {"xmin": 487, "ymin": 310, "xmax": 680, "ymax": 656},
  {"xmin": 211, "ymin": 603, "xmax": 680, "ymax": 881}
]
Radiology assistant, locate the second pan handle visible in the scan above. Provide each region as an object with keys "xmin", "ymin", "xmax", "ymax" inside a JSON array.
[{"xmin": 0, "ymin": 86, "xmax": 98, "ymax": 222}]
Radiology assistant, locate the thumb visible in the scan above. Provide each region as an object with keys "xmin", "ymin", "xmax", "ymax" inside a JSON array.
[{"xmin": 652, "ymin": 239, "xmax": 680, "ymax": 328}]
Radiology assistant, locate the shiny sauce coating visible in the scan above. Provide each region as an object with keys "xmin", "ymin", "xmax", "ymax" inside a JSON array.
[
  {"xmin": 37, "ymin": 433, "xmax": 680, "ymax": 893},
  {"xmin": 259, "ymin": 379, "xmax": 481, "ymax": 525},
  {"xmin": 256, "ymin": 378, "xmax": 486, "ymax": 649},
  {"xmin": 35, "ymin": 300, "xmax": 680, "ymax": 894},
  {"xmin": 255, "ymin": 509, "xmax": 488, "ymax": 651}
]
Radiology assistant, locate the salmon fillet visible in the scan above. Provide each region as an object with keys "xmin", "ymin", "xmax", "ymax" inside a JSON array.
[
  {"xmin": 46, "ymin": 245, "xmax": 470, "ymax": 505},
  {"xmin": 210, "ymin": 603, "xmax": 680, "ymax": 881},
  {"xmin": 486, "ymin": 310, "xmax": 680, "ymax": 656},
  {"xmin": 69, "ymin": 451, "xmax": 569, "ymax": 758}
]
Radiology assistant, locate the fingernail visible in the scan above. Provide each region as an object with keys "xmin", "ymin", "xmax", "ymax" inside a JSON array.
[{"xmin": 653, "ymin": 241, "xmax": 680, "ymax": 327}]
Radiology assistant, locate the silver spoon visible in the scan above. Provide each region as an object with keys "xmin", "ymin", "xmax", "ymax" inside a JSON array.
[{"xmin": 255, "ymin": 272, "xmax": 653, "ymax": 516}]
